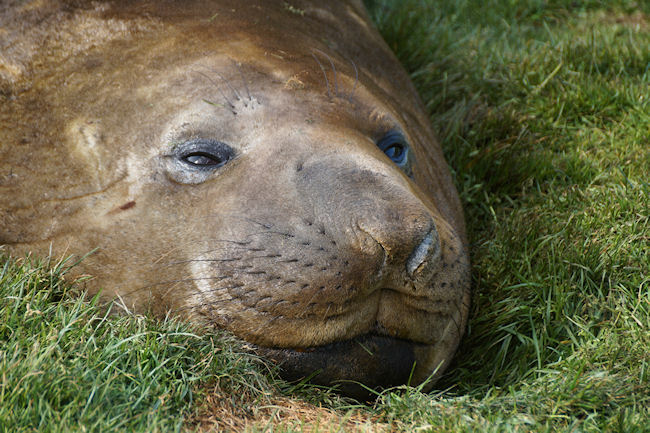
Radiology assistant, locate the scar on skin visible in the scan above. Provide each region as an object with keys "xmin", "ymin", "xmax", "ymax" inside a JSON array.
[
  {"xmin": 107, "ymin": 201, "xmax": 137, "ymax": 215},
  {"xmin": 119, "ymin": 201, "xmax": 136, "ymax": 210}
]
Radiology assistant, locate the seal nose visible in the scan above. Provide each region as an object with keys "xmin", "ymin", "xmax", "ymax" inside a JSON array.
[
  {"xmin": 406, "ymin": 226, "xmax": 440, "ymax": 277},
  {"xmin": 358, "ymin": 214, "xmax": 441, "ymax": 287},
  {"xmin": 294, "ymin": 157, "xmax": 442, "ymax": 286}
]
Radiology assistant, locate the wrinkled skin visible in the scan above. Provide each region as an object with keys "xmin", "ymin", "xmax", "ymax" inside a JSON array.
[{"xmin": 0, "ymin": 0, "xmax": 471, "ymax": 397}]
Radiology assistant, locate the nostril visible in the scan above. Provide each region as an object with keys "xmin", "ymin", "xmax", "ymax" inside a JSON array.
[{"xmin": 406, "ymin": 226, "xmax": 440, "ymax": 277}]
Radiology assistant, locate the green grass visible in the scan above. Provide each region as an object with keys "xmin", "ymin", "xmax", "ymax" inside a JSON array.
[
  {"xmin": 0, "ymin": 256, "xmax": 276, "ymax": 432},
  {"xmin": 2, "ymin": 0, "xmax": 649, "ymax": 431}
]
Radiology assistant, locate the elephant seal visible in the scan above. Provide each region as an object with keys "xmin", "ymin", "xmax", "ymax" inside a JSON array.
[{"xmin": 0, "ymin": 0, "xmax": 470, "ymax": 397}]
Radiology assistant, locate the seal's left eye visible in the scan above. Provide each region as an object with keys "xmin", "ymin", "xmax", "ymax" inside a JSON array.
[
  {"xmin": 377, "ymin": 131, "xmax": 409, "ymax": 166},
  {"xmin": 383, "ymin": 143, "xmax": 405, "ymax": 162}
]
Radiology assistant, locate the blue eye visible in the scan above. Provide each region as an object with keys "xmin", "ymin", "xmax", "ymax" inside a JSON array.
[
  {"xmin": 384, "ymin": 143, "xmax": 405, "ymax": 161},
  {"xmin": 377, "ymin": 131, "xmax": 408, "ymax": 166}
]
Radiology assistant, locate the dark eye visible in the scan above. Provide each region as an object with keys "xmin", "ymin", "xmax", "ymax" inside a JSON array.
[
  {"xmin": 383, "ymin": 143, "xmax": 405, "ymax": 161},
  {"xmin": 183, "ymin": 152, "xmax": 227, "ymax": 167},
  {"xmin": 377, "ymin": 131, "xmax": 408, "ymax": 166},
  {"xmin": 176, "ymin": 139, "xmax": 233, "ymax": 170}
]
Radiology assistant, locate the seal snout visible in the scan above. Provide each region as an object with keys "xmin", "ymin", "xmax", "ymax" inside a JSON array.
[{"xmin": 406, "ymin": 226, "xmax": 441, "ymax": 278}]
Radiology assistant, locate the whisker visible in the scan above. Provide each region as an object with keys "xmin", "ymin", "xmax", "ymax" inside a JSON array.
[
  {"xmin": 163, "ymin": 253, "xmax": 282, "ymax": 268},
  {"xmin": 168, "ymin": 244, "xmax": 261, "ymax": 261},
  {"xmin": 326, "ymin": 54, "xmax": 339, "ymax": 96},
  {"xmin": 311, "ymin": 51, "xmax": 332, "ymax": 99},
  {"xmin": 163, "ymin": 257, "xmax": 243, "ymax": 266},
  {"xmin": 215, "ymin": 72, "xmax": 242, "ymax": 101},
  {"xmin": 248, "ymin": 314, "xmax": 282, "ymax": 337},
  {"xmin": 119, "ymin": 276, "xmax": 232, "ymax": 299},
  {"xmin": 235, "ymin": 61, "xmax": 252, "ymax": 102},
  {"xmin": 196, "ymin": 64, "xmax": 244, "ymax": 104},
  {"xmin": 193, "ymin": 70, "xmax": 236, "ymax": 112},
  {"xmin": 173, "ymin": 283, "xmax": 258, "ymax": 314},
  {"xmin": 298, "ymin": 291, "xmax": 319, "ymax": 318},
  {"xmin": 242, "ymin": 217, "xmax": 273, "ymax": 229},
  {"xmin": 314, "ymin": 49, "xmax": 338, "ymax": 96},
  {"xmin": 348, "ymin": 58, "xmax": 359, "ymax": 102}
]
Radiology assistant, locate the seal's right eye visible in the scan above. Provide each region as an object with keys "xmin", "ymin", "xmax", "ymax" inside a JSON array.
[
  {"xmin": 165, "ymin": 139, "xmax": 235, "ymax": 185},
  {"xmin": 176, "ymin": 140, "xmax": 233, "ymax": 170},
  {"xmin": 183, "ymin": 152, "xmax": 227, "ymax": 167}
]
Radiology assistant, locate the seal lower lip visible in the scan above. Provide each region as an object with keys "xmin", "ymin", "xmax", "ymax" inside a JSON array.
[{"xmin": 253, "ymin": 333, "xmax": 421, "ymax": 399}]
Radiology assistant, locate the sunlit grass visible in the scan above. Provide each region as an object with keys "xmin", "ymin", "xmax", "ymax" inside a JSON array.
[{"xmin": 0, "ymin": 256, "xmax": 276, "ymax": 432}]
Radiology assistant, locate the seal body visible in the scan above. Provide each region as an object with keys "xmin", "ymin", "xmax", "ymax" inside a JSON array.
[{"xmin": 0, "ymin": 0, "xmax": 470, "ymax": 395}]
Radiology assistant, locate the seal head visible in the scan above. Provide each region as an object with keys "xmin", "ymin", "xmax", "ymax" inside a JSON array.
[{"xmin": 0, "ymin": 0, "xmax": 470, "ymax": 396}]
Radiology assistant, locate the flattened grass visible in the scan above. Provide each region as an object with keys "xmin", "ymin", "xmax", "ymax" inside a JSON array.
[{"xmin": 1, "ymin": 0, "xmax": 648, "ymax": 431}]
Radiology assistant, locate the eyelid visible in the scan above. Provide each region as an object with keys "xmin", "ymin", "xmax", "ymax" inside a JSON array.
[{"xmin": 377, "ymin": 131, "xmax": 407, "ymax": 150}]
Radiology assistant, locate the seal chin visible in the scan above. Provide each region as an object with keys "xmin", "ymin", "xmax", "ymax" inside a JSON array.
[{"xmin": 254, "ymin": 333, "xmax": 425, "ymax": 400}]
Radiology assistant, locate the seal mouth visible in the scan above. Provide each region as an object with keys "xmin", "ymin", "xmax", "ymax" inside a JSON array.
[{"xmin": 253, "ymin": 333, "xmax": 425, "ymax": 399}]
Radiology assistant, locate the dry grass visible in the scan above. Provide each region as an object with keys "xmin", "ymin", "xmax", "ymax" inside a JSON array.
[{"xmin": 190, "ymin": 388, "xmax": 392, "ymax": 432}]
